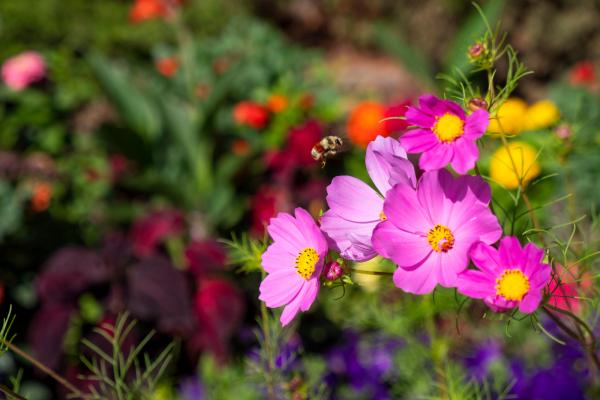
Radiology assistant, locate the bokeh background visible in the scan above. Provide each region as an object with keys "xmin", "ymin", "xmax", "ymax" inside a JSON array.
[{"xmin": 1, "ymin": 0, "xmax": 600, "ymax": 399}]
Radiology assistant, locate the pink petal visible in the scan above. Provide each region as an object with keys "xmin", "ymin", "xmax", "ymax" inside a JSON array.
[
  {"xmin": 418, "ymin": 94, "xmax": 448, "ymax": 116},
  {"xmin": 456, "ymin": 269, "xmax": 496, "ymax": 298},
  {"xmin": 392, "ymin": 256, "xmax": 438, "ymax": 294},
  {"xmin": 299, "ymin": 279, "xmax": 319, "ymax": 311},
  {"xmin": 400, "ymin": 129, "xmax": 438, "ymax": 153},
  {"xmin": 320, "ymin": 210, "xmax": 378, "ymax": 261},
  {"xmin": 383, "ymin": 183, "xmax": 431, "ymax": 233},
  {"xmin": 293, "ymin": 208, "xmax": 327, "ymax": 255},
  {"xmin": 463, "ymin": 109, "xmax": 489, "ymax": 140},
  {"xmin": 498, "ymin": 236, "xmax": 523, "ymax": 268},
  {"xmin": 371, "ymin": 220, "xmax": 432, "ymax": 267},
  {"xmin": 450, "ymin": 139, "xmax": 478, "ymax": 174},
  {"xmin": 267, "ymin": 213, "xmax": 305, "ymax": 252},
  {"xmin": 436, "ymin": 242, "xmax": 470, "ymax": 287},
  {"xmin": 325, "ymin": 176, "xmax": 383, "ymax": 223},
  {"xmin": 419, "ymin": 144, "xmax": 453, "ymax": 171},
  {"xmin": 259, "ymin": 269, "xmax": 304, "ymax": 308},
  {"xmin": 366, "ymin": 136, "xmax": 415, "ymax": 194},
  {"xmin": 519, "ymin": 292, "xmax": 542, "ymax": 313},
  {"xmin": 468, "ymin": 241, "xmax": 503, "ymax": 276},
  {"xmin": 453, "ymin": 207, "xmax": 502, "ymax": 245},
  {"xmin": 521, "ymin": 242, "xmax": 545, "ymax": 276},
  {"xmin": 405, "ymin": 106, "xmax": 435, "ymax": 127},
  {"xmin": 261, "ymin": 244, "xmax": 296, "ymax": 273},
  {"xmin": 416, "ymin": 170, "xmax": 449, "ymax": 224},
  {"xmin": 280, "ymin": 282, "xmax": 310, "ymax": 326}
]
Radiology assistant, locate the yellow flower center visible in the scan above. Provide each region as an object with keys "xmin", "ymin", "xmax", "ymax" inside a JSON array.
[
  {"xmin": 433, "ymin": 113, "xmax": 464, "ymax": 143},
  {"xmin": 379, "ymin": 211, "xmax": 387, "ymax": 221},
  {"xmin": 427, "ymin": 224, "xmax": 455, "ymax": 252},
  {"xmin": 295, "ymin": 247, "xmax": 319, "ymax": 280},
  {"xmin": 495, "ymin": 269, "xmax": 530, "ymax": 301}
]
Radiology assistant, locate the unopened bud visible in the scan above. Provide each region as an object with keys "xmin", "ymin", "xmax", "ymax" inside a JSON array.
[
  {"xmin": 468, "ymin": 42, "xmax": 486, "ymax": 59},
  {"xmin": 468, "ymin": 97, "xmax": 488, "ymax": 112},
  {"xmin": 555, "ymin": 123, "xmax": 572, "ymax": 139},
  {"xmin": 324, "ymin": 261, "xmax": 344, "ymax": 281}
]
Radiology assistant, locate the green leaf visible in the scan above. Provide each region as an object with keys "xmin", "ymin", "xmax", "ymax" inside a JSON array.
[{"xmin": 88, "ymin": 53, "xmax": 162, "ymax": 141}]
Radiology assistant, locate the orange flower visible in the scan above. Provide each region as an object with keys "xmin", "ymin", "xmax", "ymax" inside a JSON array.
[
  {"xmin": 129, "ymin": 0, "xmax": 182, "ymax": 24},
  {"xmin": 31, "ymin": 182, "xmax": 52, "ymax": 212},
  {"xmin": 233, "ymin": 101, "xmax": 269, "ymax": 129},
  {"xmin": 267, "ymin": 94, "xmax": 288, "ymax": 113},
  {"xmin": 347, "ymin": 101, "xmax": 387, "ymax": 148},
  {"xmin": 156, "ymin": 57, "xmax": 178, "ymax": 77}
]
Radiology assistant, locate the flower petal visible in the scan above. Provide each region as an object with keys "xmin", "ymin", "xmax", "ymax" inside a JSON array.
[
  {"xmin": 293, "ymin": 208, "xmax": 327, "ymax": 255},
  {"xmin": 366, "ymin": 136, "xmax": 415, "ymax": 194},
  {"xmin": 299, "ymin": 278, "xmax": 319, "ymax": 311},
  {"xmin": 280, "ymin": 282, "xmax": 310, "ymax": 326},
  {"xmin": 436, "ymin": 242, "xmax": 470, "ymax": 287},
  {"xmin": 456, "ymin": 269, "xmax": 496, "ymax": 298},
  {"xmin": 383, "ymin": 183, "xmax": 431, "ymax": 233},
  {"xmin": 259, "ymin": 269, "xmax": 304, "ymax": 308},
  {"xmin": 261, "ymin": 244, "xmax": 296, "ymax": 273},
  {"xmin": 320, "ymin": 210, "xmax": 378, "ymax": 261},
  {"xmin": 325, "ymin": 176, "xmax": 383, "ymax": 223},
  {"xmin": 498, "ymin": 236, "xmax": 523, "ymax": 268},
  {"xmin": 464, "ymin": 109, "xmax": 489, "ymax": 140},
  {"xmin": 371, "ymin": 220, "xmax": 432, "ymax": 267},
  {"xmin": 405, "ymin": 105, "xmax": 435, "ymax": 128},
  {"xmin": 468, "ymin": 241, "xmax": 503, "ymax": 276},
  {"xmin": 400, "ymin": 129, "xmax": 438, "ymax": 153},
  {"xmin": 419, "ymin": 144, "xmax": 454, "ymax": 171},
  {"xmin": 392, "ymin": 256, "xmax": 438, "ymax": 294},
  {"xmin": 450, "ymin": 139, "xmax": 478, "ymax": 174},
  {"xmin": 519, "ymin": 292, "xmax": 542, "ymax": 314}
]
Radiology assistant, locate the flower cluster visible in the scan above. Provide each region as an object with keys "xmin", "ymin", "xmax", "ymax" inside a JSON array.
[{"xmin": 259, "ymin": 94, "xmax": 552, "ymax": 326}]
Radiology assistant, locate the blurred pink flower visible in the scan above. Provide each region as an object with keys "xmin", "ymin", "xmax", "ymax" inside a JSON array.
[
  {"xmin": 1, "ymin": 51, "xmax": 46, "ymax": 91},
  {"xmin": 130, "ymin": 209, "xmax": 184, "ymax": 257},
  {"xmin": 185, "ymin": 240, "xmax": 227, "ymax": 277}
]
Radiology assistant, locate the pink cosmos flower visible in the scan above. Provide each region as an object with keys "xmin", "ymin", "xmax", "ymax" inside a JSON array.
[
  {"xmin": 457, "ymin": 237, "xmax": 551, "ymax": 313},
  {"xmin": 372, "ymin": 169, "xmax": 501, "ymax": 294},
  {"xmin": 259, "ymin": 208, "xmax": 328, "ymax": 326},
  {"xmin": 1, "ymin": 51, "xmax": 46, "ymax": 91},
  {"xmin": 401, "ymin": 94, "xmax": 489, "ymax": 174},
  {"xmin": 320, "ymin": 136, "xmax": 416, "ymax": 261}
]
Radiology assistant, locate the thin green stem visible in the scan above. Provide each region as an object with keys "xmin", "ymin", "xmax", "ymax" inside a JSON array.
[{"xmin": 351, "ymin": 268, "xmax": 393, "ymax": 276}]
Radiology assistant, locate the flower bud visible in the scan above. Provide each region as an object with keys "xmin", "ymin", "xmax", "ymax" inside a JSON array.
[
  {"xmin": 468, "ymin": 97, "xmax": 488, "ymax": 112},
  {"xmin": 324, "ymin": 261, "xmax": 343, "ymax": 281},
  {"xmin": 468, "ymin": 42, "xmax": 486, "ymax": 60},
  {"xmin": 555, "ymin": 123, "xmax": 572, "ymax": 140}
]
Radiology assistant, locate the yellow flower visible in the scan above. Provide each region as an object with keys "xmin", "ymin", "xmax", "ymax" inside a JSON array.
[
  {"xmin": 488, "ymin": 98, "xmax": 528, "ymax": 135},
  {"xmin": 490, "ymin": 141, "xmax": 541, "ymax": 189},
  {"xmin": 524, "ymin": 100, "xmax": 560, "ymax": 130}
]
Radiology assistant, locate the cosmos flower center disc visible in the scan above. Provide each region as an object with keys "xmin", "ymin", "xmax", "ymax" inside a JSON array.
[
  {"xmin": 295, "ymin": 247, "xmax": 319, "ymax": 280},
  {"xmin": 433, "ymin": 113, "xmax": 464, "ymax": 143},
  {"xmin": 427, "ymin": 224, "xmax": 455, "ymax": 253},
  {"xmin": 496, "ymin": 269, "xmax": 530, "ymax": 301}
]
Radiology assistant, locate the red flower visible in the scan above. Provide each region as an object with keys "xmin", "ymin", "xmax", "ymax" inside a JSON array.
[
  {"xmin": 156, "ymin": 57, "xmax": 178, "ymax": 77},
  {"xmin": 570, "ymin": 61, "xmax": 596, "ymax": 86},
  {"xmin": 129, "ymin": 0, "xmax": 167, "ymax": 23},
  {"xmin": 109, "ymin": 153, "xmax": 130, "ymax": 182},
  {"xmin": 31, "ymin": 182, "xmax": 52, "ymax": 212},
  {"xmin": 347, "ymin": 101, "xmax": 386, "ymax": 148},
  {"xmin": 129, "ymin": 209, "xmax": 184, "ymax": 257},
  {"xmin": 264, "ymin": 120, "xmax": 323, "ymax": 176},
  {"xmin": 548, "ymin": 276, "xmax": 580, "ymax": 314},
  {"xmin": 383, "ymin": 100, "xmax": 411, "ymax": 134},
  {"xmin": 250, "ymin": 188, "xmax": 281, "ymax": 237},
  {"xmin": 233, "ymin": 101, "xmax": 269, "ymax": 129},
  {"xmin": 191, "ymin": 278, "xmax": 245, "ymax": 363}
]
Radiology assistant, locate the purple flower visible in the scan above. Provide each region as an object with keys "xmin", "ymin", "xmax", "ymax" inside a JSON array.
[
  {"xmin": 457, "ymin": 237, "xmax": 551, "ymax": 313},
  {"xmin": 372, "ymin": 169, "xmax": 501, "ymax": 294},
  {"xmin": 321, "ymin": 136, "xmax": 416, "ymax": 261},
  {"xmin": 259, "ymin": 208, "xmax": 328, "ymax": 326},
  {"xmin": 401, "ymin": 94, "xmax": 489, "ymax": 174}
]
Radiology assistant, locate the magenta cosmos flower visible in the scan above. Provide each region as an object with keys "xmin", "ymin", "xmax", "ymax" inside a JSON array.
[
  {"xmin": 372, "ymin": 169, "xmax": 502, "ymax": 294},
  {"xmin": 259, "ymin": 208, "xmax": 328, "ymax": 326},
  {"xmin": 457, "ymin": 237, "xmax": 551, "ymax": 313},
  {"xmin": 401, "ymin": 94, "xmax": 489, "ymax": 174},
  {"xmin": 320, "ymin": 136, "xmax": 416, "ymax": 261},
  {"xmin": 1, "ymin": 51, "xmax": 46, "ymax": 91}
]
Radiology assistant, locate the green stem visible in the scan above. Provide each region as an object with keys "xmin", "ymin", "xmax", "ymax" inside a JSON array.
[{"xmin": 351, "ymin": 269, "xmax": 393, "ymax": 276}]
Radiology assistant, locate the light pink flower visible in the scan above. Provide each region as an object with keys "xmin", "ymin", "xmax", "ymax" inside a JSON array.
[
  {"xmin": 320, "ymin": 136, "xmax": 416, "ymax": 261},
  {"xmin": 1, "ymin": 51, "xmax": 46, "ymax": 91},
  {"xmin": 259, "ymin": 208, "xmax": 328, "ymax": 326},
  {"xmin": 401, "ymin": 94, "xmax": 489, "ymax": 174},
  {"xmin": 457, "ymin": 237, "xmax": 551, "ymax": 313},
  {"xmin": 372, "ymin": 169, "xmax": 501, "ymax": 294}
]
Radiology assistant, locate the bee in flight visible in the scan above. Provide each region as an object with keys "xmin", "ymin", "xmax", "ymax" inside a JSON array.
[{"xmin": 311, "ymin": 136, "xmax": 344, "ymax": 167}]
